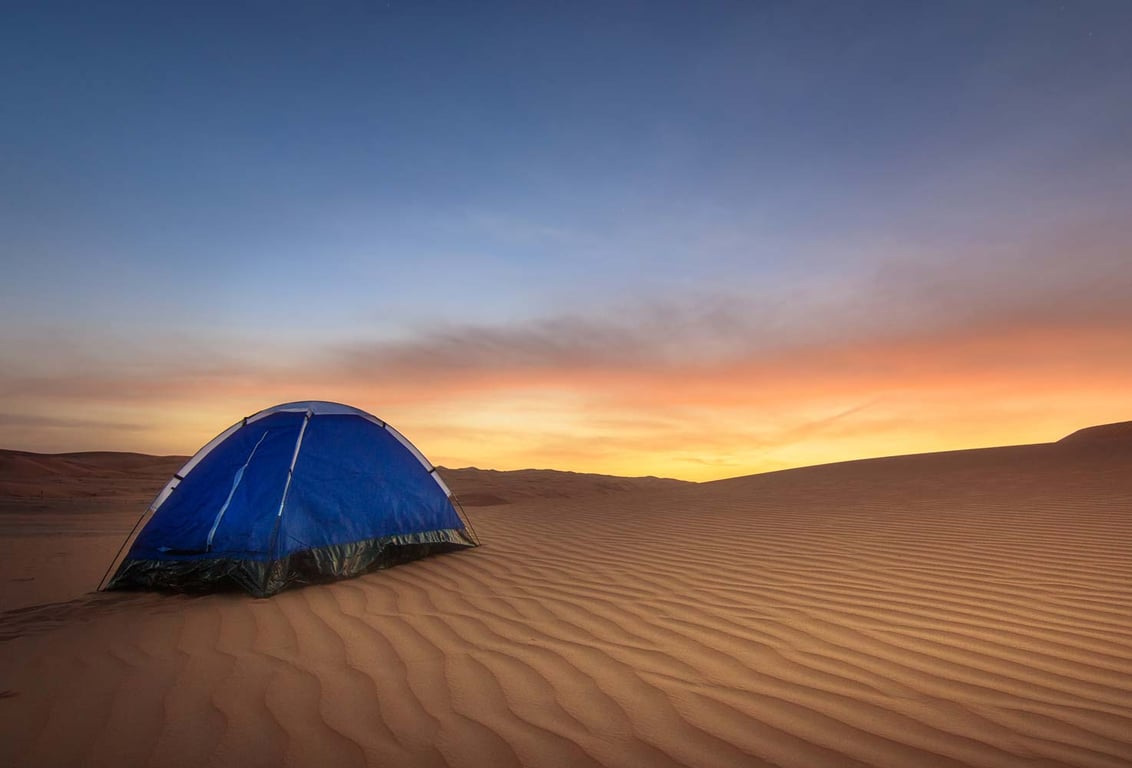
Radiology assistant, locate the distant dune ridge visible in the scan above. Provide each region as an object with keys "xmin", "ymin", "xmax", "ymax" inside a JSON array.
[
  {"xmin": 1058, "ymin": 420, "xmax": 1132, "ymax": 445},
  {"xmin": 1, "ymin": 422, "xmax": 1131, "ymax": 767},
  {"xmin": 0, "ymin": 450, "xmax": 183, "ymax": 499},
  {"xmin": 440, "ymin": 467, "xmax": 692, "ymax": 506}
]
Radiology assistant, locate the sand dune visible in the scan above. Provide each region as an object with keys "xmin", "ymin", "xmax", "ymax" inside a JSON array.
[
  {"xmin": 1059, "ymin": 420, "xmax": 1132, "ymax": 446},
  {"xmin": 439, "ymin": 467, "xmax": 692, "ymax": 507},
  {"xmin": 0, "ymin": 450, "xmax": 184, "ymax": 499},
  {"xmin": 1, "ymin": 429, "xmax": 1131, "ymax": 767}
]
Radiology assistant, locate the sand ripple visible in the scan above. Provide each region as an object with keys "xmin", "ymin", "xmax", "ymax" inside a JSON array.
[{"xmin": 2, "ymin": 442, "xmax": 1131, "ymax": 766}]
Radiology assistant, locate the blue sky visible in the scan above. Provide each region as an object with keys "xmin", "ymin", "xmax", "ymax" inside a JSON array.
[{"xmin": 2, "ymin": 1, "xmax": 1130, "ymax": 478}]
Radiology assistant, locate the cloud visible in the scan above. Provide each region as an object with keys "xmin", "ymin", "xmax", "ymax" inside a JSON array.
[
  {"xmin": 2, "ymin": 228, "xmax": 1129, "ymax": 477},
  {"xmin": 336, "ymin": 295, "xmax": 783, "ymax": 375},
  {"xmin": 329, "ymin": 237, "xmax": 1132, "ymax": 390},
  {"xmin": 868, "ymin": 235, "xmax": 1132, "ymax": 337},
  {"xmin": 0, "ymin": 413, "xmax": 143, "ymax": 431}
]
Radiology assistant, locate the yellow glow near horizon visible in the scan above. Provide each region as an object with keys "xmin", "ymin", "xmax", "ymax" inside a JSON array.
[
  {"xmin": 5, "ymin": 390, "xmax": 1127, "ymax": 482},
  {"xmin": 3, "ymin": 325, "xmax": 1130, "ymax": 481}
]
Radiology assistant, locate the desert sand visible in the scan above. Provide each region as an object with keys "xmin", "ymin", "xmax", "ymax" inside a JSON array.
[{"xmin": 2, "ymin": 426, "xmax": 1131, "ymax": 768}]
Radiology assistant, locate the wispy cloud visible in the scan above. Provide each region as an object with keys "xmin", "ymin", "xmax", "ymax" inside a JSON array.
[
  {"xmin": 332, "ymin": 234, "xmax": 1132, "ymax": 382},
  {"xmin": 2, "ymin": 234, "xmax": 1129, "ymax": 477},
  {"xmin": 0, "ymin": 413, "xmax": 143, "ymax": 431}
]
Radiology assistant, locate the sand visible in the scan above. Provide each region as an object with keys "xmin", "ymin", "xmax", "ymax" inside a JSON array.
[{"xmin": 1, "ymin": 431, "xmax": 1131, "ymax": 767}]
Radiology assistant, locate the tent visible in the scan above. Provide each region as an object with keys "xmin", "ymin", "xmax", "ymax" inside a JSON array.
[{"xmin": 101, "ymin": 401, "xmax": 478, "ymax": 597}]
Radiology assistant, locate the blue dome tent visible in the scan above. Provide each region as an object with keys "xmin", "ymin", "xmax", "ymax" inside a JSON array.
[{"xmin": 102, "ymin": 401, "xmax": 479, "ymax": 597}]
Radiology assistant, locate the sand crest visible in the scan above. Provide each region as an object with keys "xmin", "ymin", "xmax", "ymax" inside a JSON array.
[{"xmin": 1, "ymin": 435, "xmax": 1131, "ymax": 767}]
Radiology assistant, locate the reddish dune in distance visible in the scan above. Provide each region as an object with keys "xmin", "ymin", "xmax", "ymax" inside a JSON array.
[
  {"xmin": 440, "ymin": 466, "xmax": 692, "ymax": 507},
  {"xmin": 1, "ymin": 424, "xmax": 1132, "ymax": 767},
  {"xmin": 0, "ymin": 450, "xmax": 184, "ymax": 500},
  {"xmin": 1058, "ymin": 420, "xmax": 1132, "ymax": 445}
]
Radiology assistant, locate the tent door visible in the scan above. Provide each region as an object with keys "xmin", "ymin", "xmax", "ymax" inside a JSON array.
[{"xmin": 206, "ymin": 431, "xmax": 269, "ymax": 552}]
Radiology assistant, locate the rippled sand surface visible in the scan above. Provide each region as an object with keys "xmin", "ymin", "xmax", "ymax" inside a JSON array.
[{"xmin": 1, "ymin": 436, "xmax": 1131, "ymax": 767}]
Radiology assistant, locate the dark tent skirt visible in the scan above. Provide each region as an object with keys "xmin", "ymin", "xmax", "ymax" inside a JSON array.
[{"xmin": 109, "ymin": 527, "xmax": 477, "ymax": 598}]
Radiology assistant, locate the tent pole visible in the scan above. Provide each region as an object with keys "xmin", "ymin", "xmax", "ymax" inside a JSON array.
[
  {"xmin": 97, "ymin": 505, "xmax": 149, "ymax": 591},
  {"xmin": 264, "ymin": 408, "xmax": 313, "ymax": 593}
]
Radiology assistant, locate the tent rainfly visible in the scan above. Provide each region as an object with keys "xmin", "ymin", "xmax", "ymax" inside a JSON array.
[{"xmin": 101, "ymin": 401, "xmax": 478, "ymax": 597}]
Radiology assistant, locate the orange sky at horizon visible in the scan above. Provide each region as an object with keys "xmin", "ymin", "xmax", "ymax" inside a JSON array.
[{"xmin": 4, "ymin": 319, "xmax": 1129, "ymax": 482}]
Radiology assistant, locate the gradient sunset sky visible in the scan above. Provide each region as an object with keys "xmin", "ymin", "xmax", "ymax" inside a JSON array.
[{"xmin": 2, "ymin": 1, "xmax": 1130, "ymax": 480}]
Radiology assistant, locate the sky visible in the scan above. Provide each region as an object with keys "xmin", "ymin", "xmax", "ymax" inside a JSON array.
[{"xmin": 2, "ymin": 1, "xmax": 1130, "ymax": 480}]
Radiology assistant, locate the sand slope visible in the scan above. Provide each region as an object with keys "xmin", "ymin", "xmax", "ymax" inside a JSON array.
[
  {"xmin": 1, "ymin": 433, "xmax": 1131, "ymax": 767},
  {"xmin": 0, "ymin": 450, "xmax": 183, "ymax": 500},
  {"xmin": 0, "ymin": 451, "xmax": 185, "ymax": 611}
]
